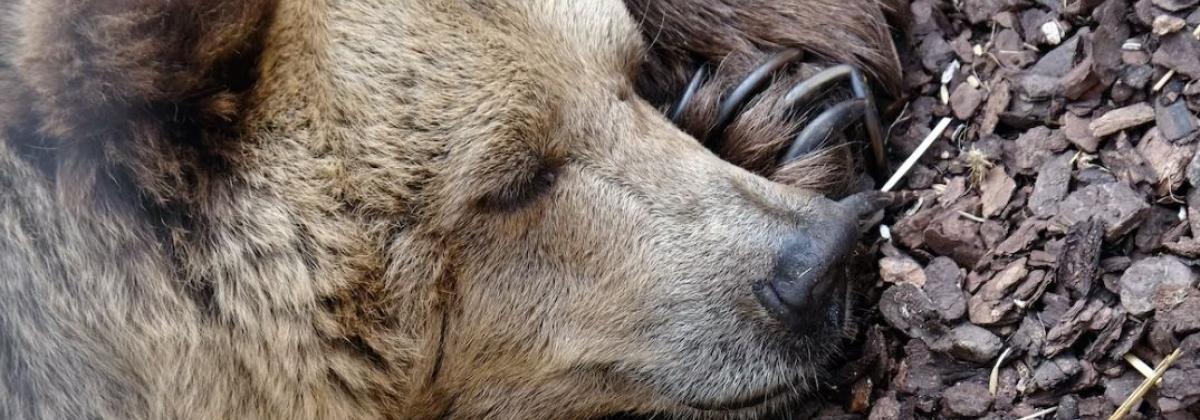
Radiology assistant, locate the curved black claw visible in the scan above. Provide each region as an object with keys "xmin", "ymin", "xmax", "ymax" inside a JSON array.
[
  {"xmin": 837, "ymin": 190, "xmax": 892, "ymax": 221},
  {"xmin": 664, "ymin": 55, "xmax": 890, "ymax": 184},
  {"xmin": 783, "ymin": 98, "xmax": 866, "ymax": 162},
  {"xmin": 780, "ymin": 65, "xmax": 887, "ymax": 179},
  {"xmin": 706, "ymin": 48, "xmax": 804, "ymax": 149},
  {"xmin": 669, "ymin": 64, "xmax": 709, "ymax": 125}
]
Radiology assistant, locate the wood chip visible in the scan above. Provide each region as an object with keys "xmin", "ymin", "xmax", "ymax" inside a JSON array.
[
  {"xmin": 980, "ymin": 166, "xmax": 1016, "ymax": 218},
  {"xmin": 1088, "ymin": 103, "xmax": 1156, "ymax": 137}
]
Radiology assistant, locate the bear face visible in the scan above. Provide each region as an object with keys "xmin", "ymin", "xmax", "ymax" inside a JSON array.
[
  {"xmin": 0, "ymin": 0, "xmax": 900, "ymax": 418},
  {"xmin": 289, "ymin": 2, "xmax": 889, "ymax": 416}
]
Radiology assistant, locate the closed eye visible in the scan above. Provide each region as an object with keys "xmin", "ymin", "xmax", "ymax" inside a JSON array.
[{"xmin": 476, "ymin": 162, "xmax": 560, "ymax": 212}]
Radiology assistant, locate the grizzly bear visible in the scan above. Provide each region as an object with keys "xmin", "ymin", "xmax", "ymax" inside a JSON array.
[{"xmin": 0, "ymin": 0, "xmax": 902, "ymax": 418}]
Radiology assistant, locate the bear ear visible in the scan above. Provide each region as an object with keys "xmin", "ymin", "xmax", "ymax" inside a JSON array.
[{"xmin": 12, "ymin": 0, "xmax": 277, "ymax": 140}]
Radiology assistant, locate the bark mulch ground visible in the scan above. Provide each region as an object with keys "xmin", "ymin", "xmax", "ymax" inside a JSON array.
[{"xmin": 814, "ymin": 0, "xmax": 1200, "ymax": 418}]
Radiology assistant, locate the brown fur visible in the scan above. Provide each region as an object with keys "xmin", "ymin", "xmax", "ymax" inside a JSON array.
[
  {"xmin": 0, "ymin": 0, "xmax": 901, "ymax": 418},
  {"xmin": 625, "ymin": 0, "xmax": 905, "ymax": 194}
]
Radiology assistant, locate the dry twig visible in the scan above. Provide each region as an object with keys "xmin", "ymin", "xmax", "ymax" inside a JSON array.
[
  {"xmin": 990, "ymin": 347, "xmax": 1013, "ymax": 395},
  {"xmin": 1109, "ymin": 348, "xmax": 1185, "ymax": 420},
  {"xmin": 882, "ymin": 118, "xmax": 953, "ymax": 192},
  {"xmin": 1016, "ymin": 407, "xmax": 1058, "ymax": 420}
]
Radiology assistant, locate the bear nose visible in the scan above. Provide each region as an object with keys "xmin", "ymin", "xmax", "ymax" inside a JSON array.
[{"xmin": 752, "ymin": 192, "xmax": 885, "ymax": 335}]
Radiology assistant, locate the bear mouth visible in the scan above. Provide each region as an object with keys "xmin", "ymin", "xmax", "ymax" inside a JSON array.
[{"xmin": 680, "ymin": 269, "xmax": 861, "ymax": 413}]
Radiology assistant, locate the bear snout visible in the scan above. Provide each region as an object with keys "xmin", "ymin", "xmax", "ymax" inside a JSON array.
[{"xmin": 752, "ymin": 191, "xmax": 884, "ymax": 335}]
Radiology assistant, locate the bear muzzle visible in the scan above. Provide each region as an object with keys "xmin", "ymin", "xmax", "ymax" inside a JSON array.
[{"xmin": 752, "ymin": 191, "xmax": 886, "ymax": 336}]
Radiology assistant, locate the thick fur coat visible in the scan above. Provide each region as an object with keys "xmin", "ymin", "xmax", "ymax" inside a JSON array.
[{"xmin": 0, "ymin": 0, "xmax": 901, "ymax": 418}]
